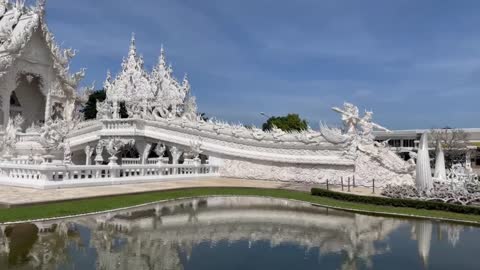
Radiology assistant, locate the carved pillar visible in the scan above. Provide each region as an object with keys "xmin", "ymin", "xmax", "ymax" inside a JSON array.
[
  {"xmin": 135, "ymin": 141, "xmax": 146, "ymax": 163},
  {"xmin": 141, "ymin": 143, "xmax": 152, "ymax": 165},
  {"xmin": 94, "ymin": 142, "xmax": 104, "ymax": 165},
  {"xmin": 63, "ymin": 142, "xmax": 72, "ymax": 165},
  {"xmin": 112, "ymin": 101, "xmax": 119, "ymax": 119},
  {"xmin": 170, "ymin": 146, "xmax": 182, "ymax": 164},
  {"xmin": 3, "ymin": 91, "xmax": 10, "ymax": 126},
  {"xmin": 45, "ymin": 92, "xmax": 52, "ymax": 121},
  {"xmin": 84, "ymin": 145, "xmax": 95, "ymax": 165}
]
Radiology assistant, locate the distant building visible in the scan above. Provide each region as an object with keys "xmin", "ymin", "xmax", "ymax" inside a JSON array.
[{"xmin": 374, "ymin": 129, "xmax": 480, "ymax": 172}]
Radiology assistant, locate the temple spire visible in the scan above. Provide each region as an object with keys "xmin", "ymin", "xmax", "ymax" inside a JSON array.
[
  {"xmin": 107, "ymin": 36, "xmax": 152, "ymax": 102},
  {"xmin": 129, "ymin": 33, "xmax": 136, "ymax": 56},
  {"xmin": 106, "ymin": 70, "xmax": 112, "ymax": 82},
  {"xmin": 36, "ymin": 0, "xmax": 47, "ymax": 15},
  {"xmin": 159, "ymin": 44, "xmax": 166, "ymax": 67},
  {"xmin": 182, "ymin": 73, "xmax": 190, "ymax": 92}
]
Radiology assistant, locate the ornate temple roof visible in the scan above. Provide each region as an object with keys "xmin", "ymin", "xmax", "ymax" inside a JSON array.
[
  {"xmin": 150, "ymin": 46, "xmax": 190, "ymax": 106},
  {"xmin": 105, "ymin": 34, "xmax": 192, "ymax": 108},
  {"xmin": 0, "ymin": 0, "xmax": 84, "ymax": 91},
  {"xmin": 104, "ymin": 34, "xmax": 152, "ymax": 102}
]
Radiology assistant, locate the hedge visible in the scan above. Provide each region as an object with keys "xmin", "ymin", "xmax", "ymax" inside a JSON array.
[{"xmin": 311, "ymin": 188, "xmax": 480, "ymax": 216}]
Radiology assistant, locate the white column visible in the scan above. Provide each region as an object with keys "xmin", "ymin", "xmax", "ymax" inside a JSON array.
[
  {"xmin": 3, "ymin": 91, "xmax": 10, "ymax": 125},
  {"xmin": 170, "ymin": 146, "xmax": 182, "ymax": 165},
  {"xmin": 94, "ymin": 142, "xmax": 104, "ymax": 165},
  {"xmin": 44, "ymin": 92, "xmax": 52, "ymax": 121},
  {"xmin": 141, "ymin": 143, "xmax": 152, "ymax": 165},
  {"xmin": 112, "ymin": 100, "xmax": 119, "ymax": 119},
  {"xmin": 84, "ymin": 145, "xmax": 95, "ymax": 165}
]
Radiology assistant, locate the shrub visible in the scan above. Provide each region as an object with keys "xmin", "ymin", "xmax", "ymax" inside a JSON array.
[{"xmin": 311, "ymin": 188, "xmax": 480, "ymax": 215}]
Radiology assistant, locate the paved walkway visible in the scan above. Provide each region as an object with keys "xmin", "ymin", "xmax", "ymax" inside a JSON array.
[
  {"xmin": 0, "ymin": 177, "xmax": 382, "ymax": 207},
  {"xmin": 0, "ymin": 177, "xmax": 319, "ymax": 207}
]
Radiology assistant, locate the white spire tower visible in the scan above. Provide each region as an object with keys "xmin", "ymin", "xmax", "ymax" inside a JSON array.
[
  {"xmin": 434, "ymin": 141, "xmax": 447, "ymax": 180},
  {"xmin": 416, "ymin": 133, "xmax": 434, "ymax": 192}
]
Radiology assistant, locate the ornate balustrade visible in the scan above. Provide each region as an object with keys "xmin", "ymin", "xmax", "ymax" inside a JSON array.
[
  {"xmin": 120, "ymin": 158, "xmax": 167, "ymax": 165},
  {"xmin": 0, "ymin": 163, "xmax": 219, "ymax": 189},
  {"xmin": 102, "ymin": 119, "xmax": 138, "ymax": 130},
  {"xmin": 121, "ymin": 158, "xmax": 141, "ymax": 165},
  {"xmin": 16, "ymin": 132, "xmax": 41, "ymax": 142}
]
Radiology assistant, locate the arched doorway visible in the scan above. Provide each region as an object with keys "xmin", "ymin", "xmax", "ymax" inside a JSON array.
[{"xmin": 10, "ymin": 74, "xmax": 46, "ymax": 129}]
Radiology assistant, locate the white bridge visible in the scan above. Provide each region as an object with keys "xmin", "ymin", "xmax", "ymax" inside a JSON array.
[
  {"xmin": 0, "ymin": 116, "xmax": 351, "ymax": 189},
  {"xmin": 0, "ymin": 112, "xmax": 414, "ymax": 189},
  {"xmin": 0, "ymin": 2, "xmax": 414, "ymax": 189}
]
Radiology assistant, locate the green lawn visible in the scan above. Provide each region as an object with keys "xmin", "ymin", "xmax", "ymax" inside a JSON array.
[{"xmin": 1, "ymin": 187, "xmax": 480, "ymax": 224}]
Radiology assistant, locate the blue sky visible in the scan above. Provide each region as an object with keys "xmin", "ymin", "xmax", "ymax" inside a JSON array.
[{"xmin": 44, "ymin": 0, "xmax": 480, "ymax": 129}]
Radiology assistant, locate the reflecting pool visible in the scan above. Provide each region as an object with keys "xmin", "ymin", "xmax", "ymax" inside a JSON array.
[{"xmin": 1, "ymin": 196, "xmax": 480, "ymax": 269}]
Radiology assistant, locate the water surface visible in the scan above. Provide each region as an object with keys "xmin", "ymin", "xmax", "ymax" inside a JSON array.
[{"xmin": 1, "ymin": 196, "xmax": 479, "ymax": 269}]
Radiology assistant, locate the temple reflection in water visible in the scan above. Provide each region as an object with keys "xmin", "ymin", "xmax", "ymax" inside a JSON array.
[{"xmin": 0, "ymin": 197, "xmax": 474, "ymax": 270}]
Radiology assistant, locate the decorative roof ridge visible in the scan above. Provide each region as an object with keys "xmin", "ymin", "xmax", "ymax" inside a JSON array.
[
  {"xmin": 0, "ymin": 0, "xmax": 84, "ymax": 92},
  {"xmin": 150, "ymin": 45, "xmax": 183, "ymax": 89},
  {"xmin": 103, "ymin": 36, "xmax": 198, "ymax": 119},
  {"xmin": 38, "ymin": 4, "xmax": 85, "ymax": 89},
  {"xmin": 0, "ymin": 1, "xmax": 40, "ymax": 74},
  {"xmin": 105, "ymin": 33, "xmax": 152, "ymax": 101}
]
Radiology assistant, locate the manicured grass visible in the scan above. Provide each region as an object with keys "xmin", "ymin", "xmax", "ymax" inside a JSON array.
[{"xmin": 1, "ymin": 187, "xmax": 480, "ymax": 224}]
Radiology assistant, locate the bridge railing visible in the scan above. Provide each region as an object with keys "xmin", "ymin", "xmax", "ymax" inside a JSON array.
[
  {"xmin": 102, "ymin": 119, "xmax": 138, "ymax": 130},
  {"xmin": 0, "ymin": 162, "xmax": 220, "ymax": 189}
]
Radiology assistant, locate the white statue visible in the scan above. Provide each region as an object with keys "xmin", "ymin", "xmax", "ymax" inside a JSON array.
[
  {"xmin": 39, "ymin": 117, "xmax": 80, "ymax": 152},
  {"xmin": 332, "ymin": 102, "xmax": 360, "ymax": 134},
  {"xmin": 105, "ymin": 138, "xmax": 134, "ymax": 165},
  {"xmin": 63, "ymin": 142, "xmax": 72, "ymax": 164},
  {"xmin": 358, "ymin": 111, "xmax": 391, "ymax": 143},
  {"xmin": 169, "ymin": 146, "xmax": 182, "ymax": 164},
  {"xmin": 408, "ymin": 151, "xmax": 418, "ymax": 165},
  {"xmin": 189, "ymin": 139, "xmax": 203, "ymax": 159},
  {"xmin": 332, "ymin": 103, "xmax": 390, "ymax": 143},
  {"xmin": 2, "ymin": 115, "xmax": 24, "ymax": 156}
]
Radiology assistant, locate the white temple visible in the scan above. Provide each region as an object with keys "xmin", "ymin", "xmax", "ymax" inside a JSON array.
[{"xmin": 0, "ymin": 0, "xmax": 415, "ymax": 189}]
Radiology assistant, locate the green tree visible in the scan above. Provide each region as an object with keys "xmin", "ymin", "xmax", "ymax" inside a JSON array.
[
  {"xmin": 262, "ymin": 114, "xmax": 308, "ymax": 132},
  {"xmin": 83, "ymin": 89, "xmax": 128, "ymax": 120},
  {"xmin": 83, "ymin": 90, "xmax": 106, "ymax": 120},
  {"xmin": 429, "ymin": 128, "xmax": 469, "ymax": 167}
]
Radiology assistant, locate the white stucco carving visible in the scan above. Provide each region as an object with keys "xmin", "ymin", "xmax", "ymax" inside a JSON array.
[
  {"xmin": 0, "ymin": 1, "xmax": 416, "ymax": 189},
  {"xmin": 154, "ymin": 142, "xmax": 166, "ymax": 157},
  {"xmin": 84, "ymin": 144, "xmax": 94, "ymax": 165},
  {"xmin": 169, "ymin": 146, "xmax": 182, "ymax": 165},
  {"xmin": 1, "ymin": 115, "xmax": 23, "ymax": 157}
]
